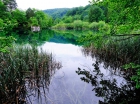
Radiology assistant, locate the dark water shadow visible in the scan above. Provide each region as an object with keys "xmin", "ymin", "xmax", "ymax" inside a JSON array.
[{"xmin": 75, "ymin": 46, "xmax": 140, "ymax": 104}]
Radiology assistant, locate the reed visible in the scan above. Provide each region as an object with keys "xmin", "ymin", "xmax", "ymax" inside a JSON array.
[
  {"xmin": 81, "ymin": 35, "xmax": 140, "ymax": 70},
  {"xmin": 0, "ymin": 45, "xmax": 62, "ymax": 104}
]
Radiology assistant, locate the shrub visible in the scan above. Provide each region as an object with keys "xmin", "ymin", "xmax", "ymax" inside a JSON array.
[
  {"xmin": 65, "ymin": 23, "xmax": 74, "ymax": 29},
  {"xmin": 98, "ymin": 21, "xmax": 110, "ymax": 34},
  {"xmin": 51, "ymin": 23, "xmax": 66, "ymax": 30},
  {"xmin": 73, "ymin": 20, "xmax": 83, "ymax": 30},
  {"xmin": 82, "ymin": 22, "xmax": 90, "ymax": 30},
  {"xmin": 89, "ymin": 22, "xmax": 99, "ymax": 30}
]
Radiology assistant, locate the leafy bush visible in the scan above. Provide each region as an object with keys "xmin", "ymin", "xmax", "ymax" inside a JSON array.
[
  {"xmin": 51, "ymin": 23, "xmax": 66, "ymax": 30},
  {"xmin": 73, "ymin": 20, "xmax": 83, "ymax": 30},
  {"xmin": 82, "ymin": 22, "xmax": 89, "ymax": 30},
  {"xmin": 98, "ymin": 21, "xmax": 110, "ymax": 34},
  {"xmin": 89, "ymin": 22, "xmax": 98, "ymax": 30}
]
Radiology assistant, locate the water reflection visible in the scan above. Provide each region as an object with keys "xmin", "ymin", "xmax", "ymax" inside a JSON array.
[
  {"xmin": 8, "ymin": 29, "xmax": 83, "ymax": 46},
  {"xmin": 39, "ymin": 42, "xmax": 102, "ymax": 104},
  {"xmin": 77, "ymin": 47, "xmax": 140, "ymax": 104},
  {"xmin": 2, "ymin": 30, "xmax": 130, "ymax": 103}
]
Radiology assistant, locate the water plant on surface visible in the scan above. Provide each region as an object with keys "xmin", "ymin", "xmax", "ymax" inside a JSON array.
[{"xmin": 0, "ymin": 45, "xmax": 62, "ymax": 104}]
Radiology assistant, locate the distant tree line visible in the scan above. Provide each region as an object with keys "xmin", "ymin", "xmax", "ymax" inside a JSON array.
[{"xmin": 0, "ymin": 0, "xmax": 53, "ymax": 34}]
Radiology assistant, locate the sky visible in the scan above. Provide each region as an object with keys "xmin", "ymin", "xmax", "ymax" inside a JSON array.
[{"xmin": 16, "ymin": 0, "xmax": 91, "ymax": 10}]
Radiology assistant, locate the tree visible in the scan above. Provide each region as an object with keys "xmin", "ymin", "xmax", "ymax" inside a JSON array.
[
  {"xmin": 34, "ymin": 10, "xmax": 53, "ymax": 28},
  {"xmin": 63, "ymin": 16, "xmax": 73, "ymax": 23},
  {"xmin": 29, "ymin": 17, "xmax": 38, "ymax": 26},
  {"xmin": 26, "ymin": 8, "xmax": 35, "ymax": 19},
  {"xmin": 0, "ymin": 1, "xmax": 9, "ymax": 19},
  {"xmin": 2, "ymin": 0, "xmax": 17, "ymax": 11},
  {"xmin": 90, "ymin": 0, "xmax": 140, "ymax": 34},
  {"xmin": 73, "ymin": 20, "xmax": 83, "ymax": 30},
  {"xmin": 89, "ymin": 5, "xmax": 104, "ymax": 22},
  {"xmin": 12, "ymin": 9, "xmax": 27, "ymax": 29},
  {"xmin": 92, "ymin": 0, "xmax": 140, "ymax": 26}
]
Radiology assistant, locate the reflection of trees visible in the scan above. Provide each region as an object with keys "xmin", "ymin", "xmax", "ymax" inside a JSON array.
[
  {"xmin": 10, "ymin": 29, "xmax": 83, "ymax": 45},
  {"xmin": 9, "ymin": 29, "xmax": 54, "ymax": 45},
  {"xmin": 76, "ymin": 61, "xmax": 140, "ymax": 104}
]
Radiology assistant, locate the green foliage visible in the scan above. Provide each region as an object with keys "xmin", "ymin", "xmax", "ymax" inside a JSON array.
[
  {"xmin": 123, "ymin": 63, "xmax": 140, "ymax": 89},
  {"xmin": 26, "ymin": 8, "xmax": 35, "ymax": 19},
  {"xmin": 34, "ymin": 10, "xmax": 52, "ymax": 28},
  {"xmin": 92, "ymin": 0, "xmax": 140, "ymax": 34},
  {"xmin": 89, "ymin": 5, "xmax": 105, "ymax": 22},
  {"xmin": 89, "ymin": 22, "xmax": 98, "ymax": 30},
  {"xmin": 0, "ymin": 4, "xmax": 53, "ymax": 33},
  {"xmin": 46, "ymin": 5, "xmax": 90, "ymax": 25},
  {"xmin": 0, "ymin": 1, "xmax": 7, "ymax": 19},
  {"xmin": 0, "ymin": 18, "xmax": 4, "ymax": 30},
  {"xmin": 51, "ymin": 22, "xmax": 66, "ymax": 30},
  {"xmin": 63, "ymin": 16, "xmax": 73, "ymax": 23},
  {"xmin": 54, "ymin": 18, "xmax": 61, "ymax": 25},
  {"xmin": 73, "ymin": 20, "xmax": 83, "ymax": 30},
  {"xmin": 29, "ymin": 17, "xmax": 38, "ymax": 26},
  {"xmin": 43, "ymin": 8, "xmax": 70, "ymax": 19},
  {"xmin": 98, "ymin": 21, "xmax": 110, "ymax": 33},
  {"xmin": 82, "ymin": 22, "xmax": 89, "ymax": 30},
  {"xmin": 52, "ymin": 20, "xmax": 110, "ymax": 32},
  {"xmin": 0, "ymin": 36, "xmax": 15, "ymax": 52},
  {"xmin": 89, "ymin": 21, "xmax": 110, "ymax": 33},
  {"xmin": 78, "ymin": 32, "xmax": 107, "ymax": 47}
]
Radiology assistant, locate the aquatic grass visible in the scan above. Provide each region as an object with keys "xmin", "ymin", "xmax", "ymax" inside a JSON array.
[
  {"xmin": 81, "ymin": 35, "xmax": 140, "ymax": 70},
  {"xmin": 0, "ymin": 45, "xmax": 62, "ymax": 104}
]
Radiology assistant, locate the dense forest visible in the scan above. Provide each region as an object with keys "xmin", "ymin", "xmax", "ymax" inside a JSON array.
[{"xmin": 43, "ymin": 8, "xmax": 70, "ymax": 19}]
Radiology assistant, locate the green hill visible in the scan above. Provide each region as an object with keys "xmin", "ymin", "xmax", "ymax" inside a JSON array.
[{"xmin": 43, "ymin": 8, "xmax": 70, "ymax": 19}]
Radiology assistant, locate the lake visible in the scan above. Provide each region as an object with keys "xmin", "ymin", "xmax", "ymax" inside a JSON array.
[{"xmin": 9, "ymin": 29, "xmax": 139, "ymax": 104}]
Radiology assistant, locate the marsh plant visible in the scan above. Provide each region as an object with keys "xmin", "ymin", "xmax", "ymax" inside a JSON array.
[
  {"xmin": 0, "ymin": 45, "xmax": 62, "ymax": 104},
  {"xmin": 80, "ymin": 35, "xmax": 140, "ymax": 69}
]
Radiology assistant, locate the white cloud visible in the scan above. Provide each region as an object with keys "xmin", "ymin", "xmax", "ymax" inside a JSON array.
[{"xmin": 16, "ymin": 0, "xmax": 91, "ymax": 10}]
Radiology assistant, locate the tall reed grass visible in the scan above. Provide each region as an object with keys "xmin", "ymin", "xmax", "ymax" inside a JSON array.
[
  {"xmin": 81, "ymin": 35, "xmax": 140, "ymax": 70},
  {"xmin": 0, "ymin": 45, "xmax": 62, "ymax": 104}
]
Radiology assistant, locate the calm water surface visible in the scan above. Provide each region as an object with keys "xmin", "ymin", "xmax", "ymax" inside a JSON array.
[
  {"xmin": 24, "ymin": 30, "xmax": 128, "ymax": 104},
  {"xmin": 29, "ymin": 41, "xmax": 103, "ymax": 104}
]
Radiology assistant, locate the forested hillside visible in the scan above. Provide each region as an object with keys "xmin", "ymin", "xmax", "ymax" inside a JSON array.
[
  {"xmin": 43, "ymin": 8, "xmax": 70, "ymax": 19},
  {"xmin": 65, "ymin": 5, "xmax": 90, "ymax": 21}
]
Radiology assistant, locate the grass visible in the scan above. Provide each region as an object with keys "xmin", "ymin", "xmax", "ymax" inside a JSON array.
[
  {"xmin": 0, "ymin": 45, "xmax": 62, "ymax": 104},
  {"xmin": 81, "ymin": 35, "xmax": 140, "ymax": 70}
]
